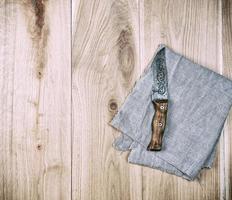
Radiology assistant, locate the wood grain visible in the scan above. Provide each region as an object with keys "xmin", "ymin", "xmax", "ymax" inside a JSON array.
[
  {"xmin": 0, "ymin": 0, "xmax": 71, "ymax": 199},
  {"xmin": 72, "ymin": 0, "xmax": 143, "ymax": 199},
  {"xmin": 72, "ymin": 0, "xmax": 232, "ymax": 199},
  {"xmin": 0, "ymin": 0, "xmax": 231, "ymax": 199},
  {"xmin": 222, "ymin": 0, "xmax": 232, "ymax": 199},
  {"xmin": 141, "ymin": 0, "xmax": 222, "ymax": 200}
]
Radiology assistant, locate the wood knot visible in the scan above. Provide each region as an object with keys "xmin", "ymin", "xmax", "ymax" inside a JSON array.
[
  {"xmin": 110, "ymin": 102, "xmax": 118, "ymax": 110},
  {"xmin": 37, "ymin": 144, "xmax": 42, "ymax": 150},
  {"xmin": 117, "ymin": 26, "xmax": 135, "ymax": 85},
  {"xmin": 37, "ymin": 71, "xmax": 42, "ymax": 79},
  {"xmin": 118, "ymin": 28, "xmax": 131, "ymax": 49},
  {"xmin": 108, "ymin": 99, "xmax": 118, "ymax": 112},
  {"xmin": 31, "ymin": 0, "xmax": 46, "ymax": 34}
]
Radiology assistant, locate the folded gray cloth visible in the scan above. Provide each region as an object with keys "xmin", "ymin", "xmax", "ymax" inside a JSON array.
[{"xmin": 109, "ymin": 44, "xmax": 232, "ymax": 181}]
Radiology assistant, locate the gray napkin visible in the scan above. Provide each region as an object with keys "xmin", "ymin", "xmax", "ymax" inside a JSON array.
[{"xmin": 109, "ymin": 44, "xmax": 232, "ymax": 181}]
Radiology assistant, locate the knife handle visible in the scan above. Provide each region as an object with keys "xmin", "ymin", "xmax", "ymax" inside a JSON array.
[{"xmin": 147, "ymin": 99, "xmax": 168, "ymax": 151}]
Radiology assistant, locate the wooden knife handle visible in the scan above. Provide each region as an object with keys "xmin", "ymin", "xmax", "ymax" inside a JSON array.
[{"xmin": 147, "ymin": 99, "xmax": 168, "ymax": 151}]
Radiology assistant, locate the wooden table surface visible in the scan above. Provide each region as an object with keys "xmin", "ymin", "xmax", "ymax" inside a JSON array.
[{"xmin": 0, "ymin": 0, "xmax": 231, "ymax": 199}]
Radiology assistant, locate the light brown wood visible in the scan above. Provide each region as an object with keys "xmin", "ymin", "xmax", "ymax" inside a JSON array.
[
  {"xmin": 72, "ymin": 0, "xmax": 142, "ymax": 199},
  {"xmin": 0, "ymin": 0, "xmax": 231, "ymax": 199},
  {"xmin": 0, "ymin": 0, "xmax": 71, "ymax": 199},
  {"xmin": 72, "ymin": 0, "xmax": 231, "ymax": 200},
  {"xmin": 222, "ymin": 0, "xmax": 232, "ymax": 199},
  {"xmin": 141, "ymin": 0, "xmax": 222, "ymax": 200}
]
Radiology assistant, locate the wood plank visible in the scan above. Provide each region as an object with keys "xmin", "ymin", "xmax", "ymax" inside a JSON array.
[
  {"xmin": 71, "ymin": 0, "xmax": 143, "ymax": 199},
  {"xmin": 1, "ymin": 0, "xmax": 230, "ymax": 199},
  {"xmin": 140, "ymin": 0, "xmax": 222, "ymax": 199},
  {"xmin": 222, "ymin": 0, "xmax": 232, "ymax": 199},
  {"xmin": 0, "ymin": 0, "xmax": 71, "ymax": 199}
]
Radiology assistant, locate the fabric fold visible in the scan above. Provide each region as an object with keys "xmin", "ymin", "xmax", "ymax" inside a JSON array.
[{"xmin": 109, "ymin": 44, "xmax": 232, "ymax": 181}]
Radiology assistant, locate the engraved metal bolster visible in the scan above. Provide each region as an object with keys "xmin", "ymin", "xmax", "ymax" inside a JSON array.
[{"xmin": 147, "ymin": 99, "xmax": 168, "ymax": 151}]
